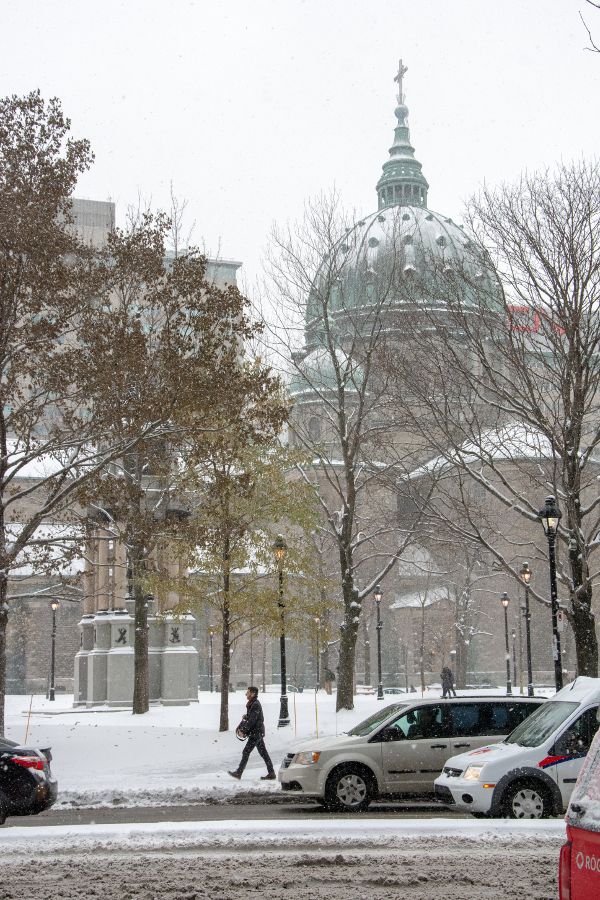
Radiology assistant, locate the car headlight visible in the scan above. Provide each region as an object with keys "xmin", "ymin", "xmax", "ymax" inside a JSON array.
[
  {"xmin": 463, "ymin": 765, "xmax": 484, "ymax": 781},
  {"xmin": 294, "ymin": 751, "xmax": 321, "ymax": 765}
]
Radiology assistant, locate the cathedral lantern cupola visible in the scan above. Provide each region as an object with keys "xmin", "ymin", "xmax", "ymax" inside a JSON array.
[{"xmin": 376, "ymin": 60, "xmax": 429, "ymax": 210}]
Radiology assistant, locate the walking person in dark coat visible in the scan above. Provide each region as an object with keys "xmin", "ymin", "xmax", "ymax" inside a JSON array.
[
  {"xmin": 441, "ymin": 666, "xmax": 457, "ymax": 698},
  {"xmin": 228, "ymin": 686, "xmax": 275, "ymax": 780}
]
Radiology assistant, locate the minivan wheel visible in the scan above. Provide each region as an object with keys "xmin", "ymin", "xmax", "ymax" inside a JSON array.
[
  {"xmin": 325, "ymin": 765, "xmax": 373, "ymax": 812},
  {"xmin": 502, "ymin": 781, "xmax": 552, "ymax": 819}
]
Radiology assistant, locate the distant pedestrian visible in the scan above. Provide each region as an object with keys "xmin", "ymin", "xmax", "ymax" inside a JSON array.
[
  {"xmin": 441, "ymin": 666, "xmax": 457, "ymax": 698},
  {"xmin": 228, "ymin": 686, "xmax": 275, "ymax": 781},
  {"xmin": 324, "ymin": 668, "xmax": 335, "ymax": 695}
]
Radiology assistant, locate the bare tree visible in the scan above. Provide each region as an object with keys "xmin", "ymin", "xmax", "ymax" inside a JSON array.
[
  {"xmin": 385, "ymin": 160, "xmax": 600, "ymax": 677},
  {"xmin": 581, "ymin": 0, "xmax": 600, "ymax": 52},
  {"xmin": 263, "ymin": 192, "xmax": 431, "ymax": 710}
]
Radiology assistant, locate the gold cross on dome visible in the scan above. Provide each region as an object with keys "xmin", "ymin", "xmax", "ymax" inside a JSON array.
[{"xmin": 394, "ymin": 59, "xmax": 408, "ymax": 104}]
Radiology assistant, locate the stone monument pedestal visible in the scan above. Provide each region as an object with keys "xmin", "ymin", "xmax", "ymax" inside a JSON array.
[{"xmin": 74, "ymin": 606, "xmax": 198, "ymax": 707}]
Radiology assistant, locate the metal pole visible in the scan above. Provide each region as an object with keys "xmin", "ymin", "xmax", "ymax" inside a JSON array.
[
  {"xmin": 376, "ymin": 600, "xmax": 384, "ymax": 700},
  {"xmin": 547, "ymin": 531, "xmax": 564, "ymax": 691},
  {"xmin": 503, "ymin": 604, "xmax": 512, "ymax": 696},
  {"xmin": 524, "ymin": 585, "xmax": 534, "ymax": 696},
  {"xmin": 517, "ymin": 602, "xmax": 524, "ymax": 695},
  {"xmin": 277, "ymin": 566, "xmax": 290, "ymax": 727},
  {"xmin": 315, "ymin": 622, "xmax": 320, "ymax": 691},
  {"xmin": 209, "ymin": 630, "xmax": 214, "ymax": 693},
  {"xmin": 511, "ymin": 629, "xmax": 517, "ymax": 691},
  {"xmin": 49, "ymin": 606, "xmax": 57, "ymax": 702}
]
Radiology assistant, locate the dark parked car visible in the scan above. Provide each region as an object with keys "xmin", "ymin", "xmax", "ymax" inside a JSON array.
[{"xmin": 0, "ymin": 736, "xmax": 57, "ymax": 824}]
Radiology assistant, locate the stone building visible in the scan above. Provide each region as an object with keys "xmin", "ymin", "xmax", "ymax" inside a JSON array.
[{"xmin": 287, "ymin": 61, "xmax": 580, "ymax": 689}]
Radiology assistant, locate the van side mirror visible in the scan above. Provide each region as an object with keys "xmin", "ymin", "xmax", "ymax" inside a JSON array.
[{"xmin": 375, "ymin": 726, "xmax": 404, "ymax": 743}]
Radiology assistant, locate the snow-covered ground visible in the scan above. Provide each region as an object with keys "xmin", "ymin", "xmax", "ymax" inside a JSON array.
[
  {"xmin": 0, "ymin": 818, "xmax": 565, "ymax": 900},
  {"xmin": 4, "ymin": 688, "xmax": 554, "ymax": 808}
]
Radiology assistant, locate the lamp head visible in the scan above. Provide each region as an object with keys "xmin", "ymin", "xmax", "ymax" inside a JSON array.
[
  {"xmin": 373, "ymin": 584, "xmax": 383, "ymax": 604},
  {"xmin": 272, "ymin": 534, "xmax": 288, "ymax": 564},
  {"xmin": 500, "ymin": 592, "xmax": 510, "ymax": 609},
  {"xmin": 519, "ymin": 561, "xmax": 532, "ymax": 585},
  {"xmin": 539, "ymin": 495, "xmax": 561, "ymax": 536},
  {"xmin": 50, "ymin": 598, "xmax": 60, "ymax": 612}
]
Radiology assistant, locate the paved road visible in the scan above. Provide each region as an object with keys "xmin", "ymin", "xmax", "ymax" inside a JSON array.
[{"xmin": 7, "ymin": 800, "xmax": 470, "ymax": 826}]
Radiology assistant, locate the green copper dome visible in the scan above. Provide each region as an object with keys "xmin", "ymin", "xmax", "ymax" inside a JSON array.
[{"xmin": 297, "ymin": 60, "xmax": 500, "ymax": 358}]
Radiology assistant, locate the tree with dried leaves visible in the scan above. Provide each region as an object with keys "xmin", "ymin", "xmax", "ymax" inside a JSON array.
[
  {"xmin": 83, "ymin": 215, "xmax": 279, "ymax": 715},
  {"xmin": 0, "ymin": 92, "xmax": 187, "ymax": 732},
  {"xmin": 170, "ymin": 434, "xmax": 323, "ymax": 732}
]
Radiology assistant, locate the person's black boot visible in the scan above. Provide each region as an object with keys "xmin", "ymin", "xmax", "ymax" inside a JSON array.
[
  {"xmin": 261, "ymin": 772, "xmax": 276, "ymax": 780},
  {"xmin": 228, "ymin": 770, "xmax": 242, "ymax": 780}
]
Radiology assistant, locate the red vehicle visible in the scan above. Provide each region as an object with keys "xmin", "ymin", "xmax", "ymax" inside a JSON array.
[{"xmin": 560, "ymin": 720, "xmax": 600, "ymax": 899}]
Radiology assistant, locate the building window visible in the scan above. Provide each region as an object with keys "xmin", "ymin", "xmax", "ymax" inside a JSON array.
[{"xmin": 308, "ymin": 417, "xmax": 321, "ymax": 441}]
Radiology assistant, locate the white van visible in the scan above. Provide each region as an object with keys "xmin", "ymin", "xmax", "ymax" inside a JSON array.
[
  {"xmin": 434, "ymin": 677, "xmax": 600, "ymax": 819},
  {"xmin": 278, "ymin": 695, "xmax": 541, "ymax": 811}
]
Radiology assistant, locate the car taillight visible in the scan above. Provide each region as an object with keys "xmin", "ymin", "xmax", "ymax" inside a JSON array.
[
  {"xmin": 12, "ymin": 755, "xmax": 45, "ymax": 771},
  {"xmin": 559, "ymin": 840, "xmax": 572, "ymax": 900}
]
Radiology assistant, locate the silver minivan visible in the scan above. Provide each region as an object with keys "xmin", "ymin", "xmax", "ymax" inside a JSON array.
[{"xmin": 278, "ymin": 696, "xmax": 542, "ymax": 811}]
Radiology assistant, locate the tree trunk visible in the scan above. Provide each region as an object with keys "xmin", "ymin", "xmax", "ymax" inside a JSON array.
[
  {"xmin": 219, "ymin": 601, "xmax": 230, "ymax": 731},
  {"xmin": 219, "ymin": 539, "xmax": 232, "ymax": 731},
  {"xmin": 261, "ymin": 631, "xmax": 266, "ymax": 693},
  {"xmin": 0, "ymin": 578, "xmax": 7, "ymax": 736},
  {"xmin": 132, "ymin": 545, "xmax": 149, "ymax": 715},
  {"xmin": 336, "ymin": 584, "xmax": 360, "ymax": 711},
  {"xmin": 420, "ymin": 605, "xmax": 426, "ymax": 695},
  {"xmin": 454, "ymin": 629, "xmax": 468, "ymax": 690},
  {"xmin": 571, "ymin": 598, "xmax": 598, "ymax": 677}
]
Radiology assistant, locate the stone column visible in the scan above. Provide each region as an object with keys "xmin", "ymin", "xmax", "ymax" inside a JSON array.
[{"xmin": 96, "ymin": 529, "xmax": 110, "ymax": 612}]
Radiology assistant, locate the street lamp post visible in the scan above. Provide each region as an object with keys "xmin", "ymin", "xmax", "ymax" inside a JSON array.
[
  {"xmin": 208, "ymin": 628, "xmax": 214, "ymax": 693},
  {"xmin": 374, "ymin": 585, "xmax": 384, "ymax": 700},
  {"xmin": 511, "ymin": 628, "xmax": 517, "ymax": 691},
  {"xmin": 314, "ymin": 617, "xmax": 320, "ymax": 691},
  {"xmin": 500, "ymin": 593, "xmax": 512, "ymax": 696},
  {"xmin": 520, "ymin": 562, "xmax": 534, "ymax": 697},
  {"xmin": 273, "ymin": 535, "xmax": 290, "ymax": 727},
  {"xmin": 539, "ymin": 496, "xmax": 564, "ymax": 692},
  {"xmin": 49, "ymin": 599, "xmax": 60, "ymax": 702}
]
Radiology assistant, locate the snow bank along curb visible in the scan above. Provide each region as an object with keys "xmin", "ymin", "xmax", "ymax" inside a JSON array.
[{"xmin": 0, "ymin": 818, "xmax": 567, "ymax": 855}]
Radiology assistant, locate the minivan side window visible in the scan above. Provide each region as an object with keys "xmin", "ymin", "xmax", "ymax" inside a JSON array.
[
  {"xmin": 449, "ymin": 704, "xmax": 480, "ymax": 737},
  {"xmin": 388, "ymin": 705, "xmax": 449, "ymax": 740},
  {"xmin": 447, "ymin": 702, "xmax": 536, "ymax": 738}
]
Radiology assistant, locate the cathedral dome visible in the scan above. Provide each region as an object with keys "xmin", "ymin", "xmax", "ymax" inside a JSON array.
[{"xmin": 303, "ymin": 61, "xmax": 499, "ymax": 350}]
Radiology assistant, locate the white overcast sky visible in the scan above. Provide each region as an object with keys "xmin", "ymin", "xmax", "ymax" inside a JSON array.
[{"xmin": 2, "ymin": 0, "xmax": 599, "ymax": 288}]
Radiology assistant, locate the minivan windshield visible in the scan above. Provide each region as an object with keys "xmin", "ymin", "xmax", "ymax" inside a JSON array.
[
  {"xmin": 504, "ymin": 700, "xmax": 578, "ymax": 747},
  {"xmin": 347, "ymin": 703, "xmax": 407, "ymax": 736}
]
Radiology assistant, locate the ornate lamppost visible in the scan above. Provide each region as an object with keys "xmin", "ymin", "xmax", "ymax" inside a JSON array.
[
  {"xmin": 273, "ymin": 535, "xmax": 290, "ymax": 727},
  {"xmin": 520, "ymin": 562, "xmax": 534, "ymax": 696},
  {"xmin": 49, "ymin": 598, "xmax": 60, "ymax": 702},
  {"xmin": 374, "ymin": 584, "xmax": 384, "ymax": 700},
  {"xmin": 539, "ymin": 496, "xmax": 564, "ymax": 691},
  {"xmin": 500, "ymin": 593, "xmax": 512, "ymax": 696},
  {"xmin": 208, "ymin": 628, "xmax": 214, "ymax": 693}
]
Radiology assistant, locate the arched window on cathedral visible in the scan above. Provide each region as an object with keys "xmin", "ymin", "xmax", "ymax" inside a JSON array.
[{"xmin": 308, "ymin": 416, "xmax": 321, "ymax": 442}]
